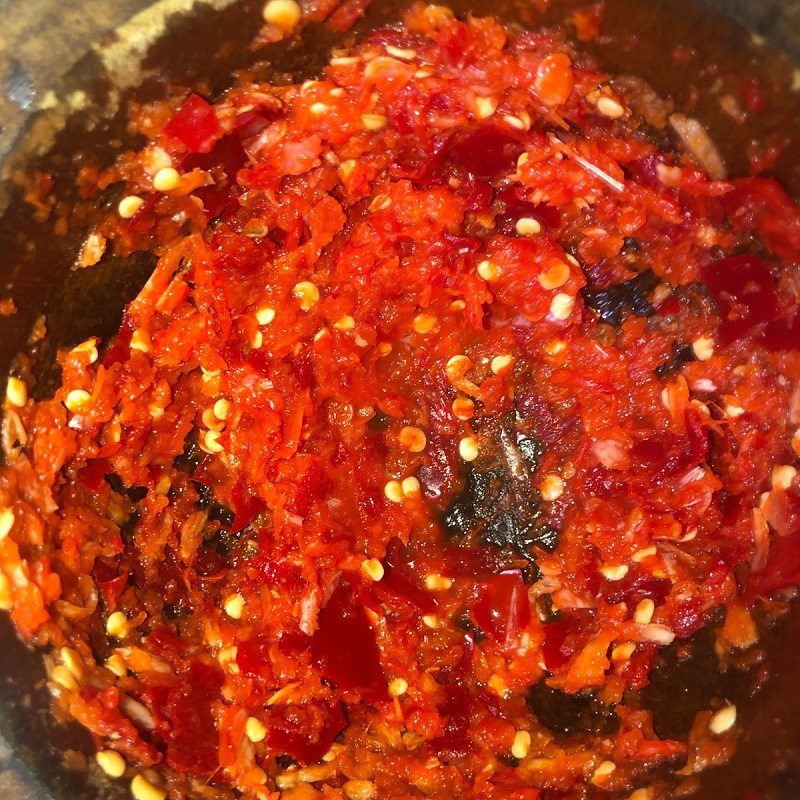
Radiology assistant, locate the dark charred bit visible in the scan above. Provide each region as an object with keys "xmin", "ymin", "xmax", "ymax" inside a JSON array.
[
  {"xmin": 441, "ymin": 414, "xmax": 559, "ymax": 560},
  {"xmin": 654, "ymin": 342, "xmax": 697, "ymax": 379},
  {"xmin": 103, "ymin": 473, "xmax": 147, "ymax": 503},
  {"xmin": 104, "ymin": 473, "xmax": 126, "ymax": 495},
  {"xmin": 27, "ymin": 249, "xmax": 160, "ymax": 400},
  {"xmin": 119, "ymin": 511, "xmax": 140, "ymax": 545},
  {"xmin": 203, "ymin": 526, "xmax": 246, "ymax": 559},
  {"xmin": 209, "ymin": 503, "xmax": 235, "ymax": 528},
  {"xmin": 515, "ymin": 429, "xmax": 545, "ymax": 469},
  {"xmin": 527, "ymin": 682, "xmax": 619, "ymax": 738},
  {"xmin": 192, "ymin": 480, "xmax": 235, "ymax": 527},
  {"xmin": 174, "ymin": 431, "xmax": 203, "ymax": 474},
  {"xmin": 368, "ymin": 408, "xmax": 390, "ymax": 432},
  {"xmin": 193, "ymin": 480, "xmax": 215, "ymax": 508},
  {"xmin": 162, "ymin": 602, "xmax": 190, "ymax": 621},
  {"xmin": 622, "ymin": 236, "xmax": 642, "ymax": 254},
  {"xmin": 581, "ymin": 269, "xmax": 661, "ymax": 327},
  {"xmin": 535, "ymin": 593, "xmax": 560, "ymax": 624},
  {"xmin": 126, "ymin": 485, "xmax": 148, "ymax": 504},
  {"xmin": 453, "ymin": 610, "xmax": 486, "ymax": 642}
]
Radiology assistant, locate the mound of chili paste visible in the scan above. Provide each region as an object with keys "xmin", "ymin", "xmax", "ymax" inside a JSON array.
[{"xmin": 2, "ymin": 4, "xmax": 800, "ymax": 800}]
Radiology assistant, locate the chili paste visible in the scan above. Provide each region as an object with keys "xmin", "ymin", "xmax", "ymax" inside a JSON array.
[{"xmin": 1, "ymin": 4, "xmax": 800, "ymax": 799}]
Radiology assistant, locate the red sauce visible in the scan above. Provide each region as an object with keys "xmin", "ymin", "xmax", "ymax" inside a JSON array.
[{"xmin": 1, "ymin": 5, "xmax": 800, "ymax": 799}]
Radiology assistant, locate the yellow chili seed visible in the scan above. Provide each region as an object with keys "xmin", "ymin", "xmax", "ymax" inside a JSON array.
[
  {"xmin": 5, "ymin": 376, "xmax": 27, "ymax": 407},
  {"xmin": 361, "ymin": 558, "xmax": 385, "ymax": 582},
  {"xmin": 458, "ymin": 436, "xmax": 479, "ymax": 462},
  {"xmin": 152, "ymin": 167, "xmax": 181, "ymax": 192},
  {"xmin": 245, "ymin": 716, "xmax": 267, "ymax": 743},
  {"xmin": 96, "ymin": 750, "xmax": 127, "ymax": 778},
  {"xmin": 0, "ymin": 508, "xmax": 15, "ymax": 541},
  {"xmin": 223, "ymin": 593, "xmax": 245, "ymax": 620},
  {"xmin": 130, "ymin": 774, "xmax": 166, "ymax": 800},
  {"xmin": 262, "ymin": 0, "xmax": 301, "ymax": 29},
  {"xmin": 118, "ymin": 196, "xmax": 144, "ymax": 219},
  {"xmin": 511, "ymin": 730, "xmax": 531, "ymax": 759}
]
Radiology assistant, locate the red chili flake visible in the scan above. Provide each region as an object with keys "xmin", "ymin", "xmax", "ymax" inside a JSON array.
[
  {"xmin": 311, "ymin": 584, "xmax": 387, "ymax": 699},
  {"xmin": 230, "ymin": 478, "xmax": 266, "ymax": 533},
  {"xmin": 471, "ymin": 570, "xmax": 531, "ymax": 649},
  {"xmin": 533, "ymin": 53, "xmax": 574, "ymax": 106},
  {"xmin": 77, "ymin": 458, "xmax": 112, "ymax": 491},
  {"xmin": 447, "ymin": 127, "xmax": 525, "ymax": 179},
  {"xmin": 267, "ymin": 700, "xmax": 346, "ymax": 764},
  {"xmin": 495, "ymin": 184, "xmax": 561, "ymax": 232},
  {"xmin": 600, "ymin": 565, "xmax": 671, "ymax": 608},
  {"xmin": 700, "ymin": 255, "xmax": 780, "ymax": 345},
  {"xmin": 375, "ymin": 539, "xmax": 437, "ymax": 614},
  {"xmin": 92, "ymin": 557, "xmax": 128, "ymax": 609},
  {"xmin": 102, "ymin": 313, "xmax": 134, "ymax": 367},
  {"xmin": 164, "ymin": 662, "xmax": 223, "ymax": 774},
  {"xmin": 429, "ymin": 683, "xmax": 474, "ymax": 760},
  {"xmin": 762, "ymin": 487, "xmax": 800, "ymax": 540},
  {"xmin": 164, "ymin": 93, "xmax": 222, "ymax": 154},
  {"xmin": 236, "ymin": 634, "xmax": 276, "ymax": 680}
]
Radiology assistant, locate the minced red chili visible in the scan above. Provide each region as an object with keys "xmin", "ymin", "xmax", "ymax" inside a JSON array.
[{"xmin": 1, "ymin": 4, "xmax": 800, "ymax": 800}]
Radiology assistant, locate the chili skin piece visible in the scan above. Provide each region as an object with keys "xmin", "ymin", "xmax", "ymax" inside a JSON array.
[{"xmin": 1, "ymin": 5, "xmax": 799, "ymax": 800}]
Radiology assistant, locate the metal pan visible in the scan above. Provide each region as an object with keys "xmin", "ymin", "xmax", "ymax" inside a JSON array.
[{"xmin": 0, "ymin": 1, "xmax": 799, "ymax": 797}]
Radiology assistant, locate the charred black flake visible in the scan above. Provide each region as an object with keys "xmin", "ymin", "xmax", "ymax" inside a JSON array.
[
  {"xmin": 515, "ymin": 430, "xmax": 545, "ymax": 468},
  {"xmin": 581, "ymin": 269, "xmax": 660, "ymax": 327},
  {"xmin": 103, "ymin": 473, "xmax": 147, "ymax": 503},
  {"xmin": 174, "ymin": 431, "xmax": 203, "ymax": 474},
  {"xmin": 192, "ymin": 480, "xmax": 235, "ymax": 527},
  {"xmin": 126, "ymin": 485, "xmax": 148, "ymax": 504},
  {"xmin": 210, "ymin": 503, "xmax": 235, "ymax": 528},
  {"xmin": 368, "ymin": 409, "xmax": 390, "ymax": 432},
  {"xmin": 442, "ymin": 415, "xmax": 559, "ymax": 560},
  {"xmin": 622, "ymin": 236, "xmax": 642, "ymax": 254},
  {"xmin": 162, "ymin": 602, "xmax": 189, "ymax": 621},
  {"xmin": 104, "ymin": 473, "xmax": 126, "ymax": 495},
  {"xmin": 193, "ymin": 480, "xmax": 215, "ymax": 508},
  {"xmin": 654, "ymin": 342, "xmax": 697, "ymax": 379},
  {"xmin": 453, "ymin": 610, "xmax": 486, "ymax": 642},
  {"xmin": 203, "ymin": 527, "xmax": 244, "ymax": 559},
  {"xmin": 119, "ymin": 511, "xmax": 140, "ymax": 545}
]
